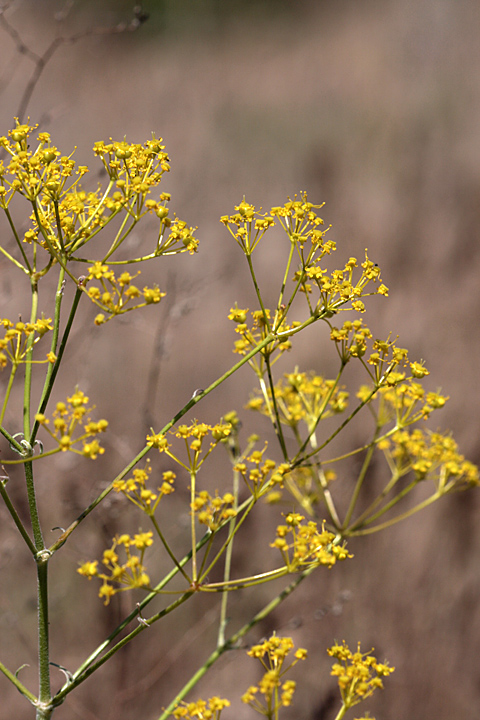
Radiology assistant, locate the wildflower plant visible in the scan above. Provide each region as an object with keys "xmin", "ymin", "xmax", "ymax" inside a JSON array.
[
  {"xmin": 327, "ymin": 641, "xmax": 395, "ymax": 720},
  {"xmin": 0, "ymin": 118, "xmax": 477, "ymax": 720}
]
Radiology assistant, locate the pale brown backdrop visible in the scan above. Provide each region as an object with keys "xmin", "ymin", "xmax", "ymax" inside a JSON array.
[{"xmin": 1, "ymin": 1, "xmax": 480, "ymax": 719}]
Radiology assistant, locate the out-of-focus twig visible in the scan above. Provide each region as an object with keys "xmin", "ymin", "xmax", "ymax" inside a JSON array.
[{"xmin": 0, "ymin": 2, "xmax": 149, "ymax": 123}]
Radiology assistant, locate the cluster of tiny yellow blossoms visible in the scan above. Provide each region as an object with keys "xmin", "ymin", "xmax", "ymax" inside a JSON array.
[
  {"xmin": 34, "ymin": 389, "xmax": 108, "ymax": 458},
  {"xmin": 228, "ymin": 306, "xmax": 299, "ymax": 360},
  {"xmin": 146, "ymin": 421, "xmax": 232, "ymax": 472},
  {"xmin": 0, "ymin": 122, "xmax": 86, "ymax": 208},
  {"xmin": 358, "ymin": 377, "xmax": 448, "ymax": 425},
  {"xmin": 233, "ymin": 447, "xmax": 289, "ymax": 499},
  {"xmin": 0, "ymin": 316, "xmax": 53, "ymax": 369},
  {"xmin": 113, "ymin": 460, "xmax": 176, "ymax": 514},
  {"xmin": 191, "ymin": 490, "xmax": 236, "ymax": 531},
  {"xmin": 241, "ymin": 635, "xmax": 307, "ymax": 714},
  {"xmin": 271, "ymin": 513, "xmax": 352, "ymax": 571},
  {"xmin": 77, "ymin": 532, "xmax": 154, "ymax": 605},
  {"xmin": 298, "ymin": 251, "xmax": 388, "ymax": 318},
  {"xmin": 327, "ymin": 641, "xmax": 394, "ymax": 711},
  {"xmin": 379, "ymin": 428, "xmax": 479, "ymax": 489},
  {"xmin": 173, "ymin": 697, "xmax": 231, "ymax": 720},
  {"xmin": 220, "ymin": 200, "xmax": 276, "ymax": 255},
  {"xmin": 329, "ymin": 321, "xmax": 410, "ymax": 382},
  {"xmin": 84, "ymin": 261, "xmax": 166, "ymax": 325},
  {"xmin": 220, "ymin": 194, "xmax": 330, "ymax": 256},
  {"xmin": 0, "ymin": 121, "xmax": 197, "ymax": 270},
  {"xmin": 246, "ymin": 369, "xmax": 349, "ymax": 432}
]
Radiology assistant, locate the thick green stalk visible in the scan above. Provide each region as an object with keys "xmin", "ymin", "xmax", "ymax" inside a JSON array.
[{"xmin": 36, "ymin": 554, "xmax": 52, "ymax": 713}]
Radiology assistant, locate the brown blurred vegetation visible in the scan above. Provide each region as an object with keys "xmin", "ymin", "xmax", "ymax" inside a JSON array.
[{"xmin": 1, "ymin": 1, "xmax": 480, "ymax": 718}]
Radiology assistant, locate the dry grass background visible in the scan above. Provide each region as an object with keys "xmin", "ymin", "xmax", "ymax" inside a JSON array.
[{"xmin": 1, "ymin": 1, "xmax": 480, "ymax": 718}]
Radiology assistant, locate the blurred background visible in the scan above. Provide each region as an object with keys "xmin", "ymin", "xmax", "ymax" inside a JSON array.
[{"xmin": 1, "ymin": 0, "xmax": 480, "ymax": 718}]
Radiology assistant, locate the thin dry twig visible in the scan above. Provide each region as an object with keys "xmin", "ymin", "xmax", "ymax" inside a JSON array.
[{"xmin": 0, "ymin": 2, "xmax": 149, "ymax": 122}]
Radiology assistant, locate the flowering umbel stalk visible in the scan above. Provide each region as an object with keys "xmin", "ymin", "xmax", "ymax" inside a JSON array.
[{"xmin": 0, "ymin": 120, "xmax": 477, "ymax": 720}]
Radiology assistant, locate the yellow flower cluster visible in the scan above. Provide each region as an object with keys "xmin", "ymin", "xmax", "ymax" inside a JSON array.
[
  {"xmin": 233, "ymin": 448, "xmax": 289, "ymax": 499},
  {"xmin": 173, "ymin": 697, "xmax": 230, "ymax": 720},
  {"xmin": 220, "ymin": 199, "xmax": 276, "ymax": 255},
  {"xmin": 84, "ymin": 261, "xmax": 166, "ymax": 325},
  {"xmin": 221, "ymin": 193, "xmax": 329, "ymax": 257},
  {"xmin": 380, "ymin": 428, "xmax": 479, "ymax": 489},
  {"xmin": 0, "ymin": 316, "xmax": 53, "ymax": 369},
  {"xmin": 299, "ymin": 250, "xmax": 388, "ymax": 317},
  {"xmin": 93, "ymin": 136, "xmax": 169, "ymax": 183},
  {"xmin": 34, "ymin": 389, "xmax": 108, "ymax": 458},
  {"xmin": 0, "ymin": 123, "xmax": 87, "ymax": 208},
  {"xmin": 147, "ymin": 421, "xmax": 232, "ymax": 472},
  {"xmin": 191, "ymin": 490, "xmax": 236, "ymax": 531},
  {"xmin": 113, "ymin": 461, "xmax": 176, "ymax": 515},
  {"xmin": 246, "ymin": 369, "xmax": 349, "ymax": 432},
  {"xmin": 270, "ymin": 513, "xmax": 352, "ymax": 571},
  {"xmin": 0, "ymin": 120, "xmax": 197, "ymax": 273},
  {"xmin": 330, "ymin": 321, "xmax": 408, "ymax": 380},
  {"xmin": 228, "ymin": 306, "xmax": 299, "ymax": 360},
  {"xmin": 77, "ymin": 532, "xmax": 153, "ymax": 605},
  {"xmin": 358, "ymin": 377, "xmax": 448, "ymax": 424},
  {"xmin": 242, "ymin": 635, "xmax": 307, "ymax": 714},
  {"xmin": 328, "ymin": 641, "xmax": 394, "ymax": 711}
]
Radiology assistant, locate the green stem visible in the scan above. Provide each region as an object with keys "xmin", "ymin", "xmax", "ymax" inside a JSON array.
[
  {"xmin": 23, "ymin": 277, "xmax": 39, "ymax": 438},
  {"xmin": 3, "ymin": 205, "xmax": 32, "ymax": 272},
  {"xmin": 69, "ymin": 179, "xmax": 116, "ymax": 254},
  {"xmin": 342, "ymin": 428, "xmax": 380, "ymax": 530},
  {"xmin": 30, "ymin": 281, "xmax": 83, "ymax": 444},
  {"xmin": 36, "ymin": 555, "xmax": 51, "ymax": 708},
  {"xmin": 47, "ymin": 445, "xmax": 151, "ymax": 554},
  {"xmin": 275, "ymin": 236, "xmax": 296, "ymax": 314},
  {"xmin": 332, "ymin": 704, "xmax": 348, "ymax": 720},
  {"xmin": 347, "ymin": 468, "xmax": 405, "ymax": 530},
  {"xmin": 294, "ymin": 363, "xmax": 346, "ymax": 463},
  {"xmin": 0, "ymin": 480, "xmax": 36, "ymax": 554},
  {"xmin": 190, "ymin": 470, "xmax": 198, "ymax": 582},
  {"xmin": 149, "ymin": 513, "xmax": 191, "ymax": 583},
  {"xmin": 47, "ymin": 331, "xmax": 286, "ymax": 553},
  {"xmin": 245, "ymin": 253, "xmax": 271, "ymax": 330},
  {"xmin": 59, "ymin": 525, "xmax": 218, "ymax": 697},
  {"xmin": 0, "ymin": 424, "xmax": 25, "ymax": 454},
  {"xmin": 217, "ymin": 467, "xmax": 239, "ymax": 647},
  {"xmin": 0, "ymin": 242, "xmax": 29, "ymax": 273},
  {"xmin": 0, "ymin": 659, "xmax": 38, "ymax": 704},
  {"xmin": 350, "ymin": 492, "xmax": 440, "ymax": 536},
  {"xmin": 25, "ymin": 460, "xmax": 43, "ymax": 549},
  {"xmin": 265, "ymin": 357, "xmax": 288, "ymax": 460},
  {"xmin": 312, "ymin": 463, "xmax": 342, "ymax": 528},
  {"xmin": 199, "ymin": 496, "xmax": 257, "ymax": 584},
  {"xmin": 102, "ymin": 199, "xmax": 136, "ymax": 260},
  {"xmin": 0, "ymin": 363, "xmax": 18, "ymax": 426},
  {"xmin": 52, "ymin": 591, "xmax": 194, "ymax": 707},
  {"xmin": 157, "ymin": 566, "xmax": 316, "ymax": 720},
  {"xmin": 290, "ymin": 381, "xmax": 382, "ymax": 471}
]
